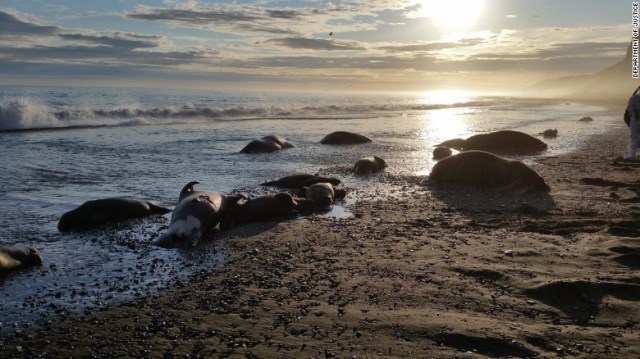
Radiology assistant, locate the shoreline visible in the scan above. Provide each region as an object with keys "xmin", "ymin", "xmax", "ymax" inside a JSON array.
[{"xmin": 3, "ymin": 119, "xmax": 640, "ymax": 357}]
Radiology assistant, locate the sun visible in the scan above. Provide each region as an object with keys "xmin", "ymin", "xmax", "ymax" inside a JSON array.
[{"xmin": 413, "ymin": 0, "xmax": 485, "ymax": 32}]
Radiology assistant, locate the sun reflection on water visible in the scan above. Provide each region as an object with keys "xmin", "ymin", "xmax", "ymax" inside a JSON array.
[
  {"xmin": 414, "ymin": 90, "xmax": 478, "ymax": 141},
  {"xmin": 420, "ymin": 107, "xmax": 475, "ymax": 142},
  {"xmin": 410, "ymin": 105, "xmax": 477, "ymax": 176}
]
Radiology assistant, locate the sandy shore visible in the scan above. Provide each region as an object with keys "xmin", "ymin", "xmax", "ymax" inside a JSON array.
[{"xmin": 3, "ymin": 122, "xmax": 640, "ymax": 358}]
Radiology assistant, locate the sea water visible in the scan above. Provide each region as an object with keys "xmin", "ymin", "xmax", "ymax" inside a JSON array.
[{"xmin": 0, "ymin": 85, "xmax": 619, "ymax": 333}]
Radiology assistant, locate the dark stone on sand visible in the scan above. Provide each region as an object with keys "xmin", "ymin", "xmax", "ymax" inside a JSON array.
[
  {"xmin": 579, "ymin": 116, "xmax": 594, "ymax": 122},
  {"xmin": 320, "ymin": 131, "xmax": 372, "ymax": 145},
  {"xmin": 426, "ymin": 150, "xmax": 550, "ymax": 192},
  {"xmin": 541, "ymin": 129, "xmax": 558, "ymax": 138}
]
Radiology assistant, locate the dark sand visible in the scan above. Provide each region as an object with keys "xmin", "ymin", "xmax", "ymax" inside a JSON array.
[{"xmin": 2, "ymin": 124, "xmax": 640, "ymax": 358}]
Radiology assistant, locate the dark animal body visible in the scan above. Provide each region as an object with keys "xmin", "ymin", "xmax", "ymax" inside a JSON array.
[
  {"xmin": 427, "ymin": 150, "xmax": 550, "ymax": 192},
  {"xmin": 436, "ymin": 138, "xmax": 465, "ymax": 149},
  {"xmin": 240, "ymin": 135, "xmax": 294, "ymax": 153},
  {"xmin": 299, "ymin": 182, "xmax": 346, "ymax": 210},
  {"xmin": 320, "ymin": 131, "xmax": 372, "ymax": 145},
  {"xmin": 447, "ymin": 130, "xmax": 547, "ymax": 154},
  {"xmin": 0, "ymin": 247, "xmax": 43, "ymax": 273},
  {"xmin": 261, "ymin": 174, "xmax": 341, "ymax": 188},
  {"xmin": 58, "ymin": 198, "xmax": 171, "ymax": 231},
  {"xmin": 157, "ymin": 182, "xmax": 244, "ymax": 247},
  {"xmin": 221, "ymin": 193, "xmax": 300, "ymax": 228},
  {"xmin": 354, "ymin": 156, "xmax": 387, "ymax": 175},
  {"xmin": 432, "ymin": 146, "xmax": 452, "ymax": 160}
]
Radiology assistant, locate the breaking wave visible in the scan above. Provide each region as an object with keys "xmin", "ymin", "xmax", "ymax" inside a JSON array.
[
  {"xmin": 0, "ymin": 98, "xmax": 63, "ymax": 131},
  {"xmin": 0, "ymin": 97, "xmax": 493, "ymax": 132}
]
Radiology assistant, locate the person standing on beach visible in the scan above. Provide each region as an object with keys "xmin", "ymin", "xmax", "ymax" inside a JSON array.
[{"xmin": 626, "ymin": 89, "xmax": 640, "ymax": 159}]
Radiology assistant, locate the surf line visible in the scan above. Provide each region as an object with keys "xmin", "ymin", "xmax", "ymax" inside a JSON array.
[{"xmin": 633, "ymin": 2, "xmax": 639, "ymax": 78}]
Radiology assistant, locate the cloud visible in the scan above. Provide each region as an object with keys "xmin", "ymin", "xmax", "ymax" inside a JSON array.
[
  {"xmin": 470, "ymin": 42, "xmax": 629, "ymax": 60},
  {"xmin": 127, "ymin": 6, "xmax": 305, "ymax": 36},
  {"xmin": 264, "ymin": 37, "xmax": 366, "ymax": 51},
  {"xmin": 344, "ymin": 0, "xmax": 419, "ymax": 13},
  {"xmin": 0, "ymin": 10, "xmax": 218, "ymax": 69},
  {"xmin": 0, "ymin": 5, "xmax": 631, "ymax": 90},
  {"xmin": 0, "ymin": 9, "xmax": 60, "ymax": 36},
  {"xmin": 126, "ymin": 4, "xmax": 380, "ymax": 37},
  {"xmin": 377, "ymin": 38, "xmax": 487, "ymax": 53},
  {"xmin": 216, "ymin": 54, "xmax": 438, "ymax": 72},
  {"xmin": 0, "ymin": 43, "xmax": 217, "ymax": 67},
  {"xmin": 58, "ymin": 32, "xmax": 166, "ymax": 49}
]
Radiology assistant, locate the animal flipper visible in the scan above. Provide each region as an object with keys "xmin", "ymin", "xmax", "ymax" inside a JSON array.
[{"xmin": 179, "ymin": 181, "xmax": 200, "ymax": 201}]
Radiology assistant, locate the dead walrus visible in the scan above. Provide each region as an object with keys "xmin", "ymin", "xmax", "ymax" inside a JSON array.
[
  {"xmin": 440, "ymin": 130, "xmax": 547, "ymax": 154},
  {"xmin": 320, "ymin": 131, "xmax": 372, "ymax": 145},
  {"xmin": 58, "ymin": 198, "xmax": 171, "ymax": 231},
  {"xmin": 0, "ymin": 247, "xmax": 43, "ymax": 273},
  {"xmin": 240, "ymin": 135, "xmax": 294, "ymax": 153},
  {"xmin": 298, "ymin": 182, "xmax": 347, "ymax": 211},
  {"xmin": 426, "ymin": 150, "xmax": 550, "ymax": 192},
  {"xmin": 261, "ymin": 173, "xmax": 341, "ymax": 188},
  {"xmin": 354, "ymin": 156, "xmax": 387, "ymax": 175},
  {"xmin": 433, "ymin": 146, "xmax": 453, "ymax": 160},
  {"xmin": 220, "ymin": 193, "xmax": 300, "ymax": 229}
]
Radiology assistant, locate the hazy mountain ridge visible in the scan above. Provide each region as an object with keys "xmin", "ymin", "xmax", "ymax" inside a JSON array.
[{"xmin": 530, "ymin": 42, "xmax": 640, "ymax": 104}]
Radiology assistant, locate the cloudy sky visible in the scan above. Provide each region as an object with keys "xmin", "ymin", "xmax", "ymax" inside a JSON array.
[{"xmin": 0, "ymin": 0, "xmax": 633, "ymax": 93}]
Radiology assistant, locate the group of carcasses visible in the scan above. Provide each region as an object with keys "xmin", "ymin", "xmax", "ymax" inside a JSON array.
[{"xmin": 2, "ymin": 128, "xmax": 555, "ymax": 274}]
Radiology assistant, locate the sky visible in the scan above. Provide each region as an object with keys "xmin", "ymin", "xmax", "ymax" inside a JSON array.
[{"xmin": 0, "ymin": 0, "xmax": 634, "ymax": 93}]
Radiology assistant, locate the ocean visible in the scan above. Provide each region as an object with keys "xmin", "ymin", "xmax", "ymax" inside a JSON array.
[{"xmin": 0, "ymin": 85, "xmax": 619, "ymax": 333}]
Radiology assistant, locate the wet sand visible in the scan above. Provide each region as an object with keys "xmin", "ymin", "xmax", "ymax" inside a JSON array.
[{"xmin": 2, "ymin": 124, "xmax": 640, "ymax": 358}]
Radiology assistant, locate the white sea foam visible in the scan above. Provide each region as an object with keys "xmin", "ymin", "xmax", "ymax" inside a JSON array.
[
  {"xmin": 0, "ymin": 98, "xmax": 61, "ymax": 131},
  {"xmin": 0, "ymin": 95, "xmax": 497, "ymax": 132}
]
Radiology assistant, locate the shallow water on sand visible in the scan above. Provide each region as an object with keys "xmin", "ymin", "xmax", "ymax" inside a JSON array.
[{"xmin": 0, "ymin": 87, "xmax": 620, "ymax": 334}]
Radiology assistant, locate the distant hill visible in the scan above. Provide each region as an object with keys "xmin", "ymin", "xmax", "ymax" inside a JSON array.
[{"xmin": 529, "ymin": 42, "xmax": 640, "ymax": 104}]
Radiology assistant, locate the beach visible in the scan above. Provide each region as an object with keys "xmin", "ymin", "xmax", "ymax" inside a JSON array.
[
  {"xmin": 1, "ymin": 0, "xmax": 637, "ymax": 356},
  {"xmin": 2, "ymin": 115, "xmax": 639, "ymax": 358}
]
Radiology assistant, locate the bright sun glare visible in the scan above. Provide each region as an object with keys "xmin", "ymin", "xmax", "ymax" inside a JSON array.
[
  {"xmin": 416, "ymin": 0, "xmax": 485, "ymax": 32},
  {"xmin": 418, "ymin": 90, "xmax": 474, "ymax": 106}
]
